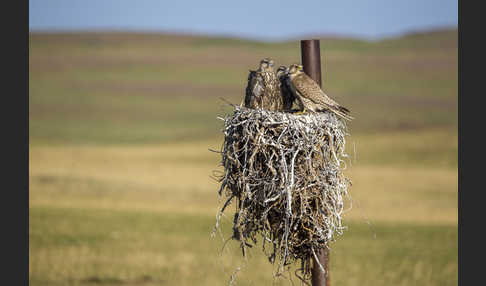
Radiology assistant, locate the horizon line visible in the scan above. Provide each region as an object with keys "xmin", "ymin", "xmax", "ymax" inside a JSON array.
[{"xmin": 29, "ymin": 25, "xmax": 458, "ymax": 43}]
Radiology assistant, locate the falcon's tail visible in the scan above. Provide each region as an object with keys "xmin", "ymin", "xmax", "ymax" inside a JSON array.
[
  {"xmin": 338, "ymin": 105, "xmax": 351, "ymax": 115},
  {"xmin": 330, "ymin": 106, "xmax": 354, "ymax": 121}
]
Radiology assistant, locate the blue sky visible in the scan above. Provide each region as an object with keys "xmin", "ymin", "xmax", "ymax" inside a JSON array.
[{"xmin": 29, "ymin": 0, "xmax": 458, "ymax": 41}]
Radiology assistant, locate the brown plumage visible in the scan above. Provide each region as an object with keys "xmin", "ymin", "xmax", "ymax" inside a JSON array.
[
  {"xmin": 245, "ymin": 69, "xmax": 263, "ymax": 109},
  {"xmin": 244, "ymin": 58, "xmax": 282, "ymax": 111},
  {"xmin": 288, "ymin": 64, "xmax": 353, "ymax": 121}
]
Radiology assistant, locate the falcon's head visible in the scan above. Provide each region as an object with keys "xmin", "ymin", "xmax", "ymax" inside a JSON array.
[
  {"xmin": 259, "ymin": 58, "xmax": 275, "ymax": 71},
  {"xmin": 276, "ymin": 65, "xmax": 289, "ymax": 79},
  {"xmin": 288, "ymin": 64, "xmax": 304, "ymax": 78}
]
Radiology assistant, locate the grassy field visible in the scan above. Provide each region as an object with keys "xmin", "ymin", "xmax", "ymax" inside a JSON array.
[{"xmin": 29, "ymin": 29, "xmax": 457, "ymax": 285}]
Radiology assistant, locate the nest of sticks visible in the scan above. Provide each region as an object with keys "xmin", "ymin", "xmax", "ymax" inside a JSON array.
[{"xmin": 213, "ymin": 105, "xmax": 352, "ymax": 281}]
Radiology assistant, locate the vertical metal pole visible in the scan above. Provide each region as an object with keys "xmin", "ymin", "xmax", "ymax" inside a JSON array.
[
  {"xmin": 301, "ymin": 39, "xmax": 330, "ymax": 286},
  {"xmin": 301, "ymin": 40, "xmax": 322, "ymax": 86}
]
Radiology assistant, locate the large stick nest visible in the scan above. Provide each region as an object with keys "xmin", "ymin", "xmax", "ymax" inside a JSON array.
[{"xmin": 213, "ymin": 105, "xmax": 352, "ymax": 280}]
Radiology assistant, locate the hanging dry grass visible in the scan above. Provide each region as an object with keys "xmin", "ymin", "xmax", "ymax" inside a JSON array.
[{"xmin": 212, "ymin": 105, "xmax": 352, "ymax": 282}]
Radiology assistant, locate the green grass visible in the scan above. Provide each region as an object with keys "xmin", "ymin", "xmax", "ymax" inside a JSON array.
[
  {"xmin": 30, "ymin": 206, "xmax": 457, "ymax": 286},
  {"xmin": 29, "ymin": 30, "xmax": 457, "ymax": 285}
]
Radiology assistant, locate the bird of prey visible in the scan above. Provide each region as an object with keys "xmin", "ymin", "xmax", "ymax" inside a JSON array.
[
  {"xmin": 244, "ymin": 58, "xmax": 282, "ymax": 111},
  {"xmin": 276, "ymin": 65, "xmax": 295, "ymax": 111},
  {"xmin": 287, "ymin": 64, "xmax": 353, "ymax": 121}
]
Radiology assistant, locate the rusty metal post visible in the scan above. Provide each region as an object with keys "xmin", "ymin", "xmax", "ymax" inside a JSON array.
[
  {"xmin": 301, "ymin": 40, "xmax": 322, "ymax": 86},
  {"xmin": 301, "ymin": 39, "xmax": 330, "ymax": 286}
]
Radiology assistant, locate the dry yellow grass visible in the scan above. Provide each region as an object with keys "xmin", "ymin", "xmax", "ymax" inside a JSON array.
[
  {"xmin": 344, "ymin": 165, "xmax": 457, "ymax": 224},
  {"xmin": 30, "ymin": 131, "xmax": 457, "ymax": 226}
]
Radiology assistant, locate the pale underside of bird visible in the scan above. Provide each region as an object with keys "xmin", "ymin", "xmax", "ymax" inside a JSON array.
[
  {"xmin": 276, "ymin": 65, "xmax": 295, "ymax": 111},
  {"xmin": 288, "ymin": 64, "xmax": 353, "ymax": 121},
  {"xmin": 244, "ymin": 58, "xmax": 282, "ymax": 111}
]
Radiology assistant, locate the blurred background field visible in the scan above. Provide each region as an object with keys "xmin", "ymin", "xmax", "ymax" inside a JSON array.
[{"xmin": 29, "ymin": 29, "xmax": 457, "ymax": 285}]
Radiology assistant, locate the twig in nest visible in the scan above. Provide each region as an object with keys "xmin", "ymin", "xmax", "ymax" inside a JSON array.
[{"xmin": 213, "ymin": 105, "xmax": 351, "ymax": 283}]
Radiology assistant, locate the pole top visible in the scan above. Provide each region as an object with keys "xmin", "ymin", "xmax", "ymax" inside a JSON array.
[{"xmin": 300, "ymin": 40, "xmax": 322, "ymax": 87}]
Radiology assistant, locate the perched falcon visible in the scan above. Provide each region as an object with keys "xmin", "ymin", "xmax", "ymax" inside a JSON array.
[
  {"xmin": 276, "ymin": 65, "xmax": 295, "ymax": 111},
  {"xmin": 244, "ymin": 58, "xmax": 282, "ymax": 111},
  {"xmin": 287, "ymin": 64, "xmax": 353, "ymax": 121}
]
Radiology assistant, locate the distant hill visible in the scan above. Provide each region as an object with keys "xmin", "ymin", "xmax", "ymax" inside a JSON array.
[
  {"xmin": 30, "ymin": 27, "xmax": 458, "ymax": 49},
  {"xmin": 29, "ymin": 28, "xmax": 457, "ymax": 144}
]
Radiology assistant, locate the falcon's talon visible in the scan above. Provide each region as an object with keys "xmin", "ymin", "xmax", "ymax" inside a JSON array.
[{"xmin": 293, "ymin": 109, "xmax": 307, "ymax": 115}]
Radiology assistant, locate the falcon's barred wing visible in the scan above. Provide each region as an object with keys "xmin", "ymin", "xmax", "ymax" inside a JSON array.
[
  {"xmin": 245, "ymin": 70, "xmax": 264, "ymax": 108},
  {"xmin": 293, "ymin": 73, "xmax": 353, "ymax": 120},
  {"xmin": 292, "ymin": 73, "xmax": 333, "ymax": 107}
]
